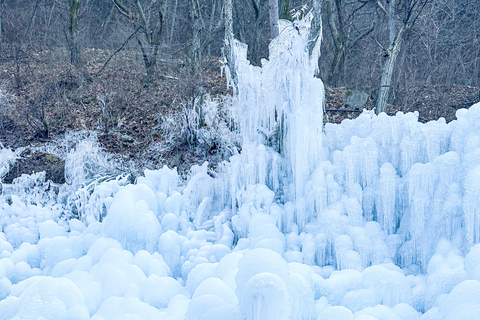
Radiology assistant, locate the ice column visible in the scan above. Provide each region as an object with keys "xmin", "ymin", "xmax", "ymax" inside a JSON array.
[{"xmin": 232, "ymin": 14, "xmax": 325, "ymax": 226}]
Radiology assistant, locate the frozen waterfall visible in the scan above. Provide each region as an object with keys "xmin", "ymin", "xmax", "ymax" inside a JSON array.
[{"xmin": 2, "ymin": 11, "xmax": 480, "ymax": 320}]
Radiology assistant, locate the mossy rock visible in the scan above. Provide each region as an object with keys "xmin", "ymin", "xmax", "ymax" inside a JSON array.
[{"xmin": 3, "ymin": 149, "xmax": 65, "ymax": 184}]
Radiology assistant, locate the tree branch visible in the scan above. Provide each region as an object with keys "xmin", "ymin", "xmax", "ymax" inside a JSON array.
[
  {"xmin": 350, "ymin": 23, "xmax": 375, "ymax": 48},
  {"xmin": 97, "ymin": 26, "xmax": 141, "ymax": 75}
]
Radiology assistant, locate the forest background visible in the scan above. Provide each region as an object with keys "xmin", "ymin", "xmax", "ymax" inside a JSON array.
[{"xmin": 0, "ymin": 0, "xmax": 479, "ymax": 174}]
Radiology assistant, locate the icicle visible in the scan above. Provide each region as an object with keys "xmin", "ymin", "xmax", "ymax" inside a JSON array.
[{"xmin": 377, "ymin": 163, "xmax": 397, "ymax": 234}]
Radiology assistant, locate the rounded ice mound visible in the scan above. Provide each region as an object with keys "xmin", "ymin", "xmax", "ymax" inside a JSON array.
[
  {"xmin": 361, "ymin": 264, "xmax": 412, "ymax": 307},
  {"xmin": 318, "ymin": 306, "xmax": 354, "ymax": 320},
  {"xmin": 142, "ymin": 275, "xmax": 184, "ymax": 308},
  {"xmin": 437, "ymin": 280, "xmax": 480, "ymax": 318},
  {"xmin": 186, "ymin": 277, "xmax": 240, "ymax": 320},
  {"xmin": 93, "ymin": 296, "xmax": 164, "ymax": 319},
  {"xmin": 186, "ymin": 294, "xmax": 241, "ymax": 320},
  {"xmin": 236, "ymin": 248, "xmax": 291, "ymax": 320},
  {"xmin": 465, "ymin": 243, "xmax": 480, "ymax": 280},
  {"xmin": 243, "ymin": 272, "xmax": 290, "ymax": 320},
  {"xmin": 39, "ymin": 220, "xmax": 67, "ymax": 239},
  {"xmin": 248, "ymin": 214, "xmax": 285, "ymax": 254},
  {"xmin": 0, "ymin": 276, "xmax": 89, "ymax": 320},
  {"xmin": 103, "ymin": 184, "xmax": 161, "ymax": 253}
]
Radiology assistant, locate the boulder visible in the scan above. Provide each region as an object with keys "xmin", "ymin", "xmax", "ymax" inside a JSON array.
[{"xmin": 344, "ymin": 90, "xmax": 369, "ymax": 109}]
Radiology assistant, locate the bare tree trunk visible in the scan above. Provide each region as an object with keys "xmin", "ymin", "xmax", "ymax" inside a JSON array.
[
  {"xmin": 376, "ymin": 27, "xmax": 405, "ymax": 114},
  {"xmin": 308, "ymin": 0, "xmax": 323, "ymax": 73},
  {"xmin": 325, "ymin": 0, "xmax": 344, "ymax": 85},
  {"xmin": 248, "ymin": 0, "xmax": 263, "ymax": 63},
  {"xmin": 329, "ymin": 48, "xmax": 346, "ymax": 85},
  {"xmin": 111, "ymin": 0, "xmax": 163, "ymax": 84},
  {"xmin": 325, "ymin": 0, "xmax": 374, "ymax": 86},
  {"xmin": 169, "ymin": 0, "xmax": 179, "ymax": 44},
  {"xmin": 207, "ymin": 0, "xmax": 217, "ymax": 55},
  {"xmin": 190, "ymin": 0, "xmax": 202, "ymax": 81},
  {"xmin": 224, "ymin": 0, "xmax": 237, "ymax": 89},
  {"xmin": 137, "ymin": 36, "xmax": 158, "ymax": 83},
  {"xmin": 67, "ymin": 0, "xmax": 81, "ymax": 66},
  {"xmin": 43, "ymin": 0, "xmax": 58, "ymax": 47},
  {"xmin": 268, "ymin": 0, "xmax": 279, "ymax": 38},
  {"xmin": 375, "ymin": 0, "xmax": 428, "ymax": 114},
  {"xmin": 100, "ymin": 4, "xmax": 116, "ymax": 44},
  {"xmin": 0, "ymin": 0, "xmax": 3, "ymax": 47},
  {"xmin": 388, "ymin": 0, "xmax": 395, "ymax": 44},
  {"xmin": 279, "ymin": 0, "xmax": 291, "ymax": 20}
]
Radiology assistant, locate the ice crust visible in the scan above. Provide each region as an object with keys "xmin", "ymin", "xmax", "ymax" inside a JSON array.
[{"xmin": 1, "ymin": 12, "xmax": 480, "ymax": 320}]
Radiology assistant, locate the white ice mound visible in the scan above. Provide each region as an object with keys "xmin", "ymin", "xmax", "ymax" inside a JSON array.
[{"xmin": 103, "ymin": 184, "xmax": 161, "ymax": 254}]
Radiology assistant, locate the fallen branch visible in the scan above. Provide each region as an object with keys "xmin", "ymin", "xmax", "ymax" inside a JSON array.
[{"xmin": 325, "ymin": 108, "xmax": 363, "ymax": 112}]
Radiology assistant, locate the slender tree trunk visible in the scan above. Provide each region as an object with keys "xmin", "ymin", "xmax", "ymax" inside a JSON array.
[
  {"xmin": 190, "ymin": 0, "xmax": 202, "ymax": 81},
  {"xmin": 279, "ymin": 0, "xmax": 291, "ymax": 20},
  {"xmin": 0, "ymin": 0, "xmax": 3, "ymax": 47},
  {"xmin": 100, "ymin": 4, "xmax": 116, "ymax": 45},
  {"xmin": 308, "ymin": 0, "xmax": 323, "ymax": 74},
  {"xmin": 224, "ymin": 0, "xmax": 237, "ymax": 89},
  {"xmin": 43, "ymin": 0, "xmax": 57, "ymax": 46},
  {"xmin": 252, "ymin": 13, "xmax": 261, "ymax": 63},
  {"xmin": 111, "ymin": 0, "xmax": 163, "ymax": 84},
  {"xmin": 169, "ymin": 0, "xmax": 179, "ymax": 44},
  {"xmin": 375, "ymin": 0, "xmax": 428, "ymax": 114},
  {"xmin": 207, "ymin": 0, "xmax": 217, "ymax": 56},
  {"xmin": 388, "ymin": 0, "xmax": 395, "ymax": 44},
  {"xmin": 329, "ymin": 48, "xmax": 346, "ymax": 86},
  {"xmin": 376, "ymin": 27, "xmax": 405, "ymax": 114},
  {"xmin": 268, "ymin": 0, "xmax": 279, "ymax": 38},
  {"xmin": 325, "ymin": 0, "xmax": 344, "ymax": 85},
  {"xmin": 67, "ymin": 0, "xmax": 81, "ymax": 66}
]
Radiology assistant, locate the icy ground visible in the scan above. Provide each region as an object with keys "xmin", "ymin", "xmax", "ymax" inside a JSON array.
[{"xmin": 2, "ymin": 14, "xmax": 480, "ymax": 320}]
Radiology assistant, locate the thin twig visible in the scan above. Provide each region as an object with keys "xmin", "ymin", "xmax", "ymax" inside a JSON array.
[{"xmin": 96, "ymin": 27, "xmax": 141, "ymax": 75}]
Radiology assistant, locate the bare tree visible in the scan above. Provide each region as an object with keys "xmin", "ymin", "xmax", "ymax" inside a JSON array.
[
  {"xmin": 224, "ymin": 0, "xmax": 237, "ymax": 89},
  {"xmin": 247, "ymin": 0, "xmax": 269, "ymax": 63},
  {"xmin": 67, "ymin": 0, "xmax": 81, "ymax": 66},
  {"xmin": 189, "ymin": 0, "xmax": 202, "ymax": 80},
  {"xmin": 111, "ymin": 0, "xmax": 163, "ymax": 83},
  {"xmin": 279, "ymin": 0, "xmax": 291, "ymax": 20},
  {"xmin": 324, "ymin": 0, "xmax": 375, "ymax": 86},
  {"xmin": 309, "ymin": 0, "xmax": 323, "ymax": 74},
  {"xmin": 375, "ymin": 0, "xmax": 429, "ymax": 114},
  {"xmin": 268, "ymin": 0, "xmax": 279, "ymax": 38},
  {"xmin": 0, "ymin": 0, "xmax": 3, "ymax": 47}
]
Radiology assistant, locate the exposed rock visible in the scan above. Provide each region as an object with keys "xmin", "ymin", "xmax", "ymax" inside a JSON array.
[
  {"xmin": 344, "ymin": 90, "xmax": 369, "ymax": 109},
  {"xmin": 3, "ymin": 149, "xmax": 65, "ymax": 184}
]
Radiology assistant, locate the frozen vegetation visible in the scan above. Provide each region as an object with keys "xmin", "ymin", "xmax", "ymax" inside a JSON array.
[{"xmin": 2, "ymin": 13, "xmax": 480, "ymax": 320}]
